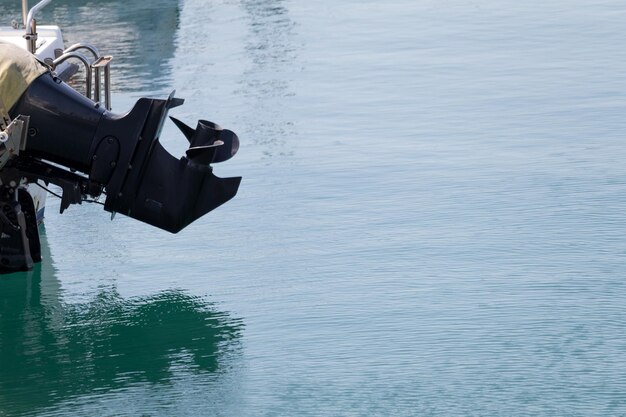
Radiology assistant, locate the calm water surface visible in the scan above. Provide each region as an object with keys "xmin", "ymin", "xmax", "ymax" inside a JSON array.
[{"xmin": 1, "ymin": 0, "xmax": 626, "ymax": 415}]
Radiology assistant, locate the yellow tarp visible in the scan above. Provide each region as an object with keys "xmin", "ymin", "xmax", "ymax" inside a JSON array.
[{"xmin": 0, "ymin": 41, "xmax": 47, "ymax": 112}]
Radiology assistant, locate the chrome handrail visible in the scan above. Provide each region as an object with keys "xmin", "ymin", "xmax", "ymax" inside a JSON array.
[
  {"xmin": 21, "ymin": 1, "xmax": 112, "ymax": 109},
  {"xmin": 52, "ymin": 52, "xmax": 93, "ymax": 99},
  {"xmin": 24, "ymin": 0, "xmax": 51, "ymax": 29},
  {"xmin": 21, "ymin": 0, "xmax": 28, "ymax": 28},
  {"xmin": 63, "ymin": 44, "xmax": 112, "ymax": 110},
  {"xmin": 64, "ymin": 43, "xmax": 100, "ymax": 61},
  {"xmin": 23, "ymin": 0, "xmax": 52, "ymax": 53},
  {"xmin": 92, "ymin": 56, "xmax": 113, "ymax": 110}
]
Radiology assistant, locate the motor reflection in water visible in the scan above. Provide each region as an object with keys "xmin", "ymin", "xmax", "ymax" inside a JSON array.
[{"xmin": 0, "ymin": 227, "xmax": 244, "ymax": 416}]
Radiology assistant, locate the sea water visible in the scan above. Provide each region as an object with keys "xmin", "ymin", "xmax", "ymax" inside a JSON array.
[{"xmin": 1, "ymin": 0, "xmax": 626, "ymax": 415}]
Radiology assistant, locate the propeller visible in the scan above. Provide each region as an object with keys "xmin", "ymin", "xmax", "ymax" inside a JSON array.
[{"xmin": 170, "ymin": 117, "xmax": 239, "ymax": 164}]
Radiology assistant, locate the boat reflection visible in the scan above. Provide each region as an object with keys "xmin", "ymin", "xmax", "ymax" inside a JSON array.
[
  {"xmin": 0, "ymin": 0, "xmax": 181, "ymax": 94},
  {"xmin": 0, "ymin": 227, "xmax": 243, "ymax": 416},
  {"xmin": 238, "ymin": 0, "xmax": 297, "ymax": 156}
]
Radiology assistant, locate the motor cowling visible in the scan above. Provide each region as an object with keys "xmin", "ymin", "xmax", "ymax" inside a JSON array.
[{"xmin": 4, "ymin": 44, "xmax": 240, "ymax": 234}]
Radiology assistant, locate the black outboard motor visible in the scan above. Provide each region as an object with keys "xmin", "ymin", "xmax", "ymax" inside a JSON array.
[{"xmin": 0, "ymin": 59, "xmax": 240, "ymax": 271}]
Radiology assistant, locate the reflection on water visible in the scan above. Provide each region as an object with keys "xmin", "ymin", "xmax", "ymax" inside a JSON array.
[
  {"xmin": 0, "ymin": 228, "xmax": 243, "ymax": 416},
  {"xmin": 0, "ymin": 0, "xmax": 180, "ymax": 94},
  {"xmin": 238, "ymin": 0, "xmax": 298, "ymax": 157}
]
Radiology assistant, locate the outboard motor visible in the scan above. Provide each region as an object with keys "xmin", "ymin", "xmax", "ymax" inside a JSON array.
[{"xmin": 0, "ymin": 42, "xmax": 241, "ymax": 271}]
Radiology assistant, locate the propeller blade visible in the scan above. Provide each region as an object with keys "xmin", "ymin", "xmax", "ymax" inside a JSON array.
[
  {"xmin": 170, "ymin": 117, "xmax": 236, "ymax": 163},
  {"xmin": 186, "ymin": 141, "xmax": 224, "ymax": 164},
  {"xmin": 169, "ymin": 116, "xmax": 195, "ymax": 142},
  {"xmin": 212, "ymin": 129, "xmax": 240, "ymax": 163},
  {"xmin": 170, "ymin": 117, "xmax": 223, "ymax": 145}
]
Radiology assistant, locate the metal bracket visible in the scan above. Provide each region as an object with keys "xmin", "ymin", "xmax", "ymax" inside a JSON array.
[{"xmin": 0, "ymin": 115, "xmax": 30, "ymax": 170}]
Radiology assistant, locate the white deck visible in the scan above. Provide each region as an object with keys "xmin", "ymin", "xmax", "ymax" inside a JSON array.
[{"xmin": 0, "ymin": 25, "xmax": 65, "ymax": 62}]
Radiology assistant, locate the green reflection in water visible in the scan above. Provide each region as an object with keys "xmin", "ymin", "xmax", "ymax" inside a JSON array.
[{"xmin": 0, "ymin": 228, "xmax": 243, "ymax": 416}]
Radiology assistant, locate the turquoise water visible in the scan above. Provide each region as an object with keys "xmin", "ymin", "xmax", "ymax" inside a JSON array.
[{"xmin": 2, "ymin": 0, "xmax": 626, "ymax": 415}]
